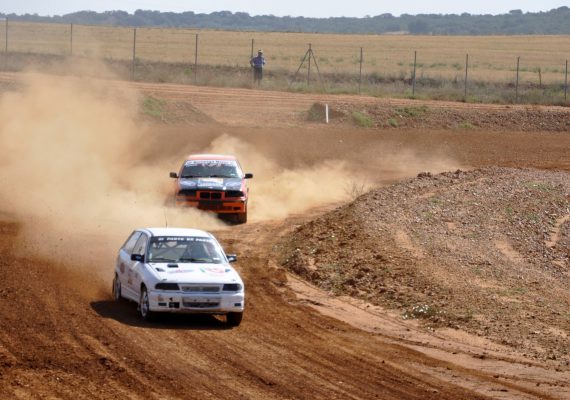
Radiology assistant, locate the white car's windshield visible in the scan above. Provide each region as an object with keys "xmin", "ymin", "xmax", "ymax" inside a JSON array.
[
  {"xmin": 181, "ymin": 160, "xmax": 240, "ymax": 178},
  {"xmin": 148, "ymin": 237, "xmax": 225, "ymax": 264}
]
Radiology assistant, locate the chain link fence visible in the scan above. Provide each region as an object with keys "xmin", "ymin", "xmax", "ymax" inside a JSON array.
[{"xmin": 0, "ymin": 20, "xmax": 568, "ymax": 105}]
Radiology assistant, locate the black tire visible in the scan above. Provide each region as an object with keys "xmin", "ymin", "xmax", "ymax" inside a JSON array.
[
  {"xmin": 112, "ymin": 274, "xmax": 122, "ymax": 302},
  {"xmin": 139, "ymin": 286, "xmax": 156, "ymax": 321},
  {"xmin": 236, "ymin": 211, "xmax": 247, "ymax": 224},
  {"xmin": 226, "ymin": 312, "xmax": 243, "ymax": 327}
]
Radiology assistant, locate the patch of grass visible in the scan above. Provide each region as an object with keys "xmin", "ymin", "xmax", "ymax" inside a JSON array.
[
  {"xmin": 352, "ymin": 111, "xmax": 374, "ymax": 127},
  {"xmin": 524, "ymin": 212, "xmax": 539, "ymax": 222},
  {"xmin": 307, "ymin": 102, "xmax": 325, "ymax": 121},
  {"xmin": 402, "ymin": 304, "xmax": 442, "ymax": 320},
  {"xmin": 460, "ymin": 309, "xmax": 475, "ymax": 321},
  {"xmin": 141, "ymin": 96, "xmax": 166, "ymax": 118},
  {"xmin": 524, "ymin": 182, "xmax": 557, "ymax": 192},
  {"xmin": 396, "ymin": 105, "xmax": 428, "ymax": 117},
  {"xmin": 387, "ymin": 118, "xmax": 398, "ymax": 127},
  {"xmin": 452, "ymin": 62, "xmax": 462, "ymax": 70},
  {"xmin": 320, "ymin": 263, "xmax": 347, "ymax": 295},
  {"xmin": 463, "ymin": 95, "xmax": 481, "ymax": 103},
  {"xmin": 458, "ymin": 122, "xmax": 475, "ymax": 129}
]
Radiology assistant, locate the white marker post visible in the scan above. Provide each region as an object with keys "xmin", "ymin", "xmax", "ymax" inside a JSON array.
[{"xmin": 325, "ymin": 103, "xmax": 329, "ymax": 124}]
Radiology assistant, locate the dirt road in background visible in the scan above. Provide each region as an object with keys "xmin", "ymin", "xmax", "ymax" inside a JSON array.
[{"xmin": 0, "ymin": 73, "xmax": 569, "ymax": 399}]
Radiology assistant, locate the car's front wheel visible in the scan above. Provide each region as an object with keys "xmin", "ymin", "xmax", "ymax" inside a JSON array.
[
  {"xmin": 139, "ymin": 286, "xmax": 156, "ymax": 321},
  {"xmin": 112, "ymin": 274, "xmax": 122, "ymax": 301},
  {"xmin": 226, "ymin": 312, "xmax": 243, "ymax": 327},
  {"xmin": 236, "ymin": 211, "xmax": 247, "ymax": 224}
]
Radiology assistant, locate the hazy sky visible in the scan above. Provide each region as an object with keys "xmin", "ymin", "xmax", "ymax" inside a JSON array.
[{"xmin": 2, "ymin": 0, "xmax": 568, "ymax": 18}]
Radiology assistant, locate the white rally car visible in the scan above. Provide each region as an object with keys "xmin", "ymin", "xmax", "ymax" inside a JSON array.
[{"xmin": 112, "ymin": 227, "xmax": 244, "ymax": 326}]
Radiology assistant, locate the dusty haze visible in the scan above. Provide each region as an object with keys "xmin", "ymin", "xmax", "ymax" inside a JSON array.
[
  {"xmin": 0, "ymin": 73, "xmax": 461, "ymax": 280},
  {"xmin": 0, "ymin": 75, "xmax": 222, "ymax": 273}
]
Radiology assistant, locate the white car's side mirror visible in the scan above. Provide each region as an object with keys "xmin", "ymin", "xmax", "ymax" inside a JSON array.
[{"xmin": 131, "ymin": 254, "xmax": 145, "ymax": 262}]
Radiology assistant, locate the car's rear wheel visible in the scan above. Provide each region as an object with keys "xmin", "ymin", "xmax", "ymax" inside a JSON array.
[
  {"xmin": 139, "ymin": 286, "xmax": 156, "ymax": 321},
  {"xmin": 226, "ymin": 312, "xmax": 243, "ymax": 327},
  {"xmin": 112, "ymin": 274, "xmax": 122, "ymax": 301}
]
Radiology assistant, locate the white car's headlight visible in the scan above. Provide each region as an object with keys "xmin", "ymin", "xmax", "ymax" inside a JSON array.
[
  {"xmin": 155, "ymin": 282, "xmax": 180, "ymax": 291},
  {"xmin": 222, "ymin": 283, "xmax": 242, "ymax": 291}
]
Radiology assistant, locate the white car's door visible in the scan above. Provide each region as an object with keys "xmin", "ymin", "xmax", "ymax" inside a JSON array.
[
  {"xmin": 126, "ymin": 233, "xmax": 149, "ymax": 300},
  {"xmin": 117, "ymin": 231, "xmax": 142, "ymax": 301}
]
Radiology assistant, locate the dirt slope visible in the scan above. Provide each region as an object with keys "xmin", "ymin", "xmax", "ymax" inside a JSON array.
[
  {"xmin": 282, "ymin": 167, "xmax": 570, "ymax": 362},
  {"xmin": 0, "ymin": 72, "xmax": 569, "ymax": 399}
]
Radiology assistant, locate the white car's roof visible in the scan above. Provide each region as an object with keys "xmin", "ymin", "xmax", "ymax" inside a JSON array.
[{"xmin": 141, "ymin": 227, "xmax": 213, "ymax": 238}]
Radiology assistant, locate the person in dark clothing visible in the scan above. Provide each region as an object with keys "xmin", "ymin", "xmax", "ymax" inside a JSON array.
[{"xmin": 250, "ymin": 49, "xmax": 266, "ymax": 85}]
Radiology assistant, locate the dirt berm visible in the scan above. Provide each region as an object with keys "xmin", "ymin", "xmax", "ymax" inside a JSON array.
[{"xmin": 281, "ymin": 167, "xmax": 570, "ymax": 363}]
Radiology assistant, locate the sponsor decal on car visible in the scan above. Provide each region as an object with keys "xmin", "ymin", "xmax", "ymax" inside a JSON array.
[
  {"xmin": 179, "ymin": 180, "xmax": 197, "ymax": 188},
  {"xmin": 198, "ymin": 178, "xmax": 224, "ymax": 186},
  {"xmin": 200, "ymin": 266, "xmax": 228, "ymax": 275},
  {"xmin": 184, "ymin": 160, "xmax": 235, "ymax": 167},
  {"xmin": 167, "ymin": 269, "xmax": 196, "ymax": 274}
]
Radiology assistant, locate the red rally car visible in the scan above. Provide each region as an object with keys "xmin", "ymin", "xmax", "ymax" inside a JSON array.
[{"xmin": 169, "ymin": 154, "xmax": 253, "ymax": 223}]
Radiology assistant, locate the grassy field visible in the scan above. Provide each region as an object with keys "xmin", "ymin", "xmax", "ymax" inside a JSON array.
[{"xmin": 0, "ymin": 21, "xmax": 569, "ymax": 103}]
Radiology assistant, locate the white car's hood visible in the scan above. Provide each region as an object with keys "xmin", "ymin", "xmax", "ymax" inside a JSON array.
[{"xmin": 150, "ymin": 262, "xmax": 242, "ymax": 284}]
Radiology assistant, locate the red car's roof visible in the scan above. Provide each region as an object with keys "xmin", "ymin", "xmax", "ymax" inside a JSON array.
[{"xmin": 185, "ymin": 154, "xmax": 237, "ymax": 161}]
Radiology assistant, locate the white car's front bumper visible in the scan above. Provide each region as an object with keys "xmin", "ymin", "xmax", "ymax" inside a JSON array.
[{"xmin": 149, "ymin": 290, "xmax": 244, "ymax": 314}]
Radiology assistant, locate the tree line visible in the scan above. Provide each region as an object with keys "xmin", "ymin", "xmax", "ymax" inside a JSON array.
[{"xmin": 2, "ymin": 7, "xmax": 570, "ymax": 35}]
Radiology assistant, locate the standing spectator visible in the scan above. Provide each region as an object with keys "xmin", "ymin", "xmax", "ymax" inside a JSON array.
[{"xmin": 250, "ymin": 49, "xmax": 266, "ymax": 86}]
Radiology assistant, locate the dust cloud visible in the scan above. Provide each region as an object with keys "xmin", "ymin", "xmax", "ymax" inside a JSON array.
[
  {"xmin": 0, "ymin": 73, "xmax": 461, "ymax": 280},
  {"xmin": 204, "ymin": 134, "xmax": 356, "ymax": 221},
  {"xmin": 0, "ymin": 74, "xmax": 222, "ymax": 274},
  {"xmin": 202, "ymin": 133, "xmax": 460, "ymax": 221}
]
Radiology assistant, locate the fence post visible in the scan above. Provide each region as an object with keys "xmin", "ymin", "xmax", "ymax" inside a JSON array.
[
  {"xmin": 515, "ymin": 56, "xmax": 520, "ymax": 104},
  {"xmin": 564, "ymin": 60, "xmax": 568, "ymax": 101},
  {"xmin": 307, "ymin": 43, "xmax": 311, "ymax": 87},
  {"xmin": 193, "ymin": 34, "xmax": 199, "ymax": 84},
  {"xmin": 412, "ymin": 50, "xmax": 417, "ymax": 97},
  {"xmin": 131, "ymin": 28, "xmax": 137, "ymax": 81},
  {"xmin": 4, "ymin": 17, "xmax": 8, "ymax": 70},
  {"xmin": 464, "ymin": 53, "xmax": 469, "ymax": 102},
  {"xmin": 69, "ymin": 23, "xmax": 73, "ymax": 56},
  {"xmin": 358, "ymin": 47, "xmax": 363, "ymax": 94}
]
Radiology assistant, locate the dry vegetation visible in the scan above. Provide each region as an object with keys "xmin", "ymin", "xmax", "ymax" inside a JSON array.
[{"xmin": 1, "ymin": 21, "xmax": 570, "ymax": 85}]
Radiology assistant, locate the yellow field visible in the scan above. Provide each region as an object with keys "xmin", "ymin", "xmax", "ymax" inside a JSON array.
[{"xmin": 1, "ymin": 21, "xmax": 569, "ymax": 84}]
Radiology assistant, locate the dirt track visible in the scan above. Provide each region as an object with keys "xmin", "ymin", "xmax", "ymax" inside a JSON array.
[{"xmin": 0, "ymin": 73, "xmax": 569, "ymax": 399}]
